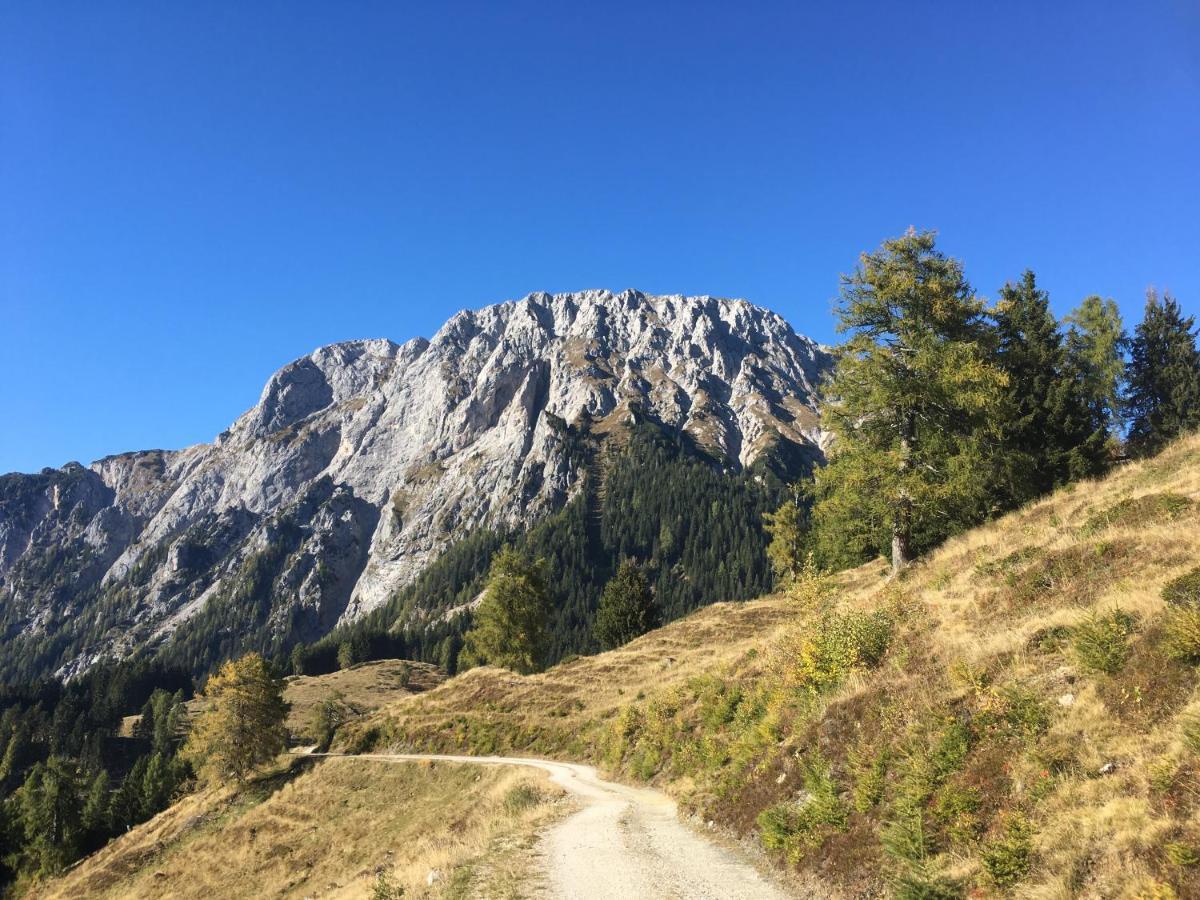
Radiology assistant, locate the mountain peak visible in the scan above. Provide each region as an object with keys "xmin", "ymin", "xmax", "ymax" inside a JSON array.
[{"xmin": 0, "ymin": 291, "xmax": 832, "ymax": 679}]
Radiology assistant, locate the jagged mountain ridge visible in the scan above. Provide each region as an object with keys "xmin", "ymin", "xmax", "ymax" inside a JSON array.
[{"xmin": 0, "ymin": 289, "xmax": 831, "ymax": 680}]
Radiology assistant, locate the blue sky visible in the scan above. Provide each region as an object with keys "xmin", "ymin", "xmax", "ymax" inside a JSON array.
[{"xmin": 2, "ymin": 2, "xmax": 1197, "ymax": 475}]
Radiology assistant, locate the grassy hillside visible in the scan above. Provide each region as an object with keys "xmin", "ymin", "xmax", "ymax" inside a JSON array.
[
  {"xmin": 344, "ymin": 433, "xmax": 1200, "ymax": 898},
  {"xmin": 28, "ymin": 756, "xmax": 568, "ymax": 900},
  {"xmin": 114, "ymin": 659, "xmax": 445, "ymax": 739},
  {"xmin": 281, "ymin": 659, "xmax": 444, "ymax": 737}
]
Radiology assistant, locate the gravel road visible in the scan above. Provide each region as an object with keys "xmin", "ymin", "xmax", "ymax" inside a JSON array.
[{"xmin": 344, "ymin": 752, "xmax": 791, "ymax": 899}]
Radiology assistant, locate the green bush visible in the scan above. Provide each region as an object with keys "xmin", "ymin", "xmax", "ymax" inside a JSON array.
[
  {"xmin": 1163, "ymin": 566, "xmax": 1200, "ymax": 607},
  {"xmin": 1164, "ymin": 607, "xmax": 1200, "ymax": 662},
  {"xmin": 882, "ymin": 800, "xmax": 931, "ymax": 866},
  {"xmin": 794, "ymin": 609, "xmax": 893, "ymax": 693},
  {"xmin": 892, "ymin": 871, "xmax": 966, "ymax": 900},
  {"xmin": 1071, "ymin": 608, "xmax": 1137, "ymax": 675},
  {"xmin": 848, "ymin": 740, "xmax": 887, "ymax": 812},
  {"xmin": 998, "ymin": 684, "xmax": 1050, "ymax": 738},
  {"xmin": 981, "ymin": 815, "xmax": 1035, "ymax": 889},
  {"xmin": 930, "ymin": 719, "xmax": 972, "ymax": 778},
  {"xmin": 932, "ymin": 783, "xmax": 982, "ymax": 846},
  {"xmin": 756, "ymin": 753, "xmax": 847, "ymax": 860}
]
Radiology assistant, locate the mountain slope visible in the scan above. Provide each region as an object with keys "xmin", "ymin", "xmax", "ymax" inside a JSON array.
[
  {"xmin": 342, "ymin": 432, "xmax": 1200, "ymax": 898},
  {"xmin": 0, "ymin": 290, "xmax": 831, "ymax": 681}
]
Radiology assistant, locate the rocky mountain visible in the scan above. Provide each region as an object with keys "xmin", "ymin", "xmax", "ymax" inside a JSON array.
[{"xmin": 0, "ymin": 289, "xmax": 831, "ymax": 681}]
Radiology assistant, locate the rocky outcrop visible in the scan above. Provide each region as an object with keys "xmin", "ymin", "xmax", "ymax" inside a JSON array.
[{"xmin": 0, "ymin": 290, "xmax": 831, "ymax": 678}]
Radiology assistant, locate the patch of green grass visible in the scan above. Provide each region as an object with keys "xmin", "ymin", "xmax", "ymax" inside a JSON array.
[
  {"xmin": 1166, "ymin": 842, "xmax": 1200, "ymax": 867},
  {"xmin": 1028, "ymin": 625, "xmax": 1072, "ymax": 655},
  {"xmin": 1180, "ymin": 715, "xmax": 1200, "ymax": 755},
  {"xmin": 1083, "ymin": 492, "xmax": 1193, "ymax": 535},
  {"xmin": 502, "ymin": 784, "xmax": 543, "ymax": 814},
  {"xmin": 1001, "ymin": 541, "xmax": 1133, "ymax": 610},
  {"xmin": 992, "ymin": 684, "xmax": 1051, "ymax": 739},
  {"xmin": 975, "ymin": 547, "xmax": 1038, "ymax": 580},
  {"xmin": 1163, "ymin": 566, "xmax": 1200, "ymax": 608}
]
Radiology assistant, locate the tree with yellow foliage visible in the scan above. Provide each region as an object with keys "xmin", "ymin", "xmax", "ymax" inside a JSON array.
[{"xmin": 182, "ymin": 653, "xmax": 289, "ymax": 784}]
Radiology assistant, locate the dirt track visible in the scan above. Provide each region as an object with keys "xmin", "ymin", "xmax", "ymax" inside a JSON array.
[{"xmin": 333, "ymin": 752, "xmax": 791, "ymax": 899}]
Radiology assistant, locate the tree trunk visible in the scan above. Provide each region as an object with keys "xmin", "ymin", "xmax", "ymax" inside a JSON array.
[
  {"xmin": 892, "ymin": 414, "xmax": 914, "ymax": 575},
  {"xmin": 891, "ymin": 506, "xmax": 911, "ymax": 575}
]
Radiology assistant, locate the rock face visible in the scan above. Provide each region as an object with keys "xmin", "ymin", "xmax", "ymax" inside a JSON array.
[{"xmin": 0, "ymin": 290, "xmax": 831, "ymax": 679}]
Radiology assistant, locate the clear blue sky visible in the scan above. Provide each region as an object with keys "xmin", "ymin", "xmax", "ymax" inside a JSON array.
[{"xmin": 2, "ymin": 2, "xmax": 1197, "ymax": 475}]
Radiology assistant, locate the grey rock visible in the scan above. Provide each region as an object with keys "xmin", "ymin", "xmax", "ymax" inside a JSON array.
[{"xmin": 0, "ymin": 290, "xmax": 831, "ymax": 677}]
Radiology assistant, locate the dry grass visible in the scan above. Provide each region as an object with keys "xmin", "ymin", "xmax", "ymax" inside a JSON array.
[
  {"xmin": 30, "ymin": 756, "xmax": 568, "ymax": 900},
  {"xmin": 282, "ymin": 659, "xmax": 444, "ymax": 736},
  {"xmin": 339, "ymin": 595, "xmax": 796, "ymax": 758},
  {"xmin": 343, "ymin": 432, "xmax": 1200, "ymax": 898}
]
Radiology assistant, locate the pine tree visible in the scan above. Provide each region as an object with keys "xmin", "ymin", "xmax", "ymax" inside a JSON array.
[
  {"xmin": 461, "ymin": 548, "xmax": 551, "ymax": 674},
  {"xmin": 763, "ymin": 495, "xmax": 806, "ymax": 585},
  {"xmin": 593, "ymin": 560, "xmax": 661, "ymax": 650},
  {"xmin": 1064, "ymin": 295, "xmax": 1125, "ymax": 442},
  {"xmin": 181, "ymin": 653, "xmax": 289, "ymax": 784},
  {"xmin": 811, "ymin": 230, "xmax": 1008, "ymax": 574},
  {"xmin": 993, "ymin": 270, "xmax": 1107, "ymax": 502},
  {"xmin": 1126, "ymin": 289, "xmax": 1200, "ymax": 456}
]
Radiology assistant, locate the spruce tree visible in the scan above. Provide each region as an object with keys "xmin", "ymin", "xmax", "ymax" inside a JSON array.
[
  {"xmin": 993, "ymin": 270, "xmax": 1106, "ymax": 502},
  {"xmin": 1126, "ymin": 289, "xmax": 1200, "ymax": 456},
  {"xmin": 594, "ymin": 560, "xmax": 661, "ymax": 650},
  {"xmin": 80, "ymin": 769, "xmax": 112, "ymax": 850},
  {"xmin": 461, "ymin": 548, "xmax": 552, "ymax": 674},
  {"xmin": 811, "ymin": 230, "xmax": 1008, "ymax": 574},
  {"xmin": 15, "ymin": 757, "xmax": 83, "ymax": 874}
]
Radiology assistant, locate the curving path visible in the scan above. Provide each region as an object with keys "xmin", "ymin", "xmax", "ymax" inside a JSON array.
[{"xmin": 314, "ymin": 752, "xmax": 790, "ymax": 899}]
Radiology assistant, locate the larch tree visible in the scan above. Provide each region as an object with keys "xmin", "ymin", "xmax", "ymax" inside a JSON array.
[
  {"xmin": 461, "ymin": 547, "xmax": 552, "ymax": 674},
  {"xmin": 593, "ymin": 559, "xmax": 661, "ymax": 650},
  {"xmin": 811, "ymin": 230, "xmax": 1008, "ymax": 574},
  {"xmin": 1126, "ymin": 289, "xmax": 1200, "ymax": 456},
  {"xmin": 763, "ymin": 494, "xmax": 807, "ymax": 586},
  {"xmin": 1064, "ymin": 295, "xmax": 1126, "ymax": 444},
  {"xmin": 181, "ymin": 653, "xmax": 289, "ymax": 784}
]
